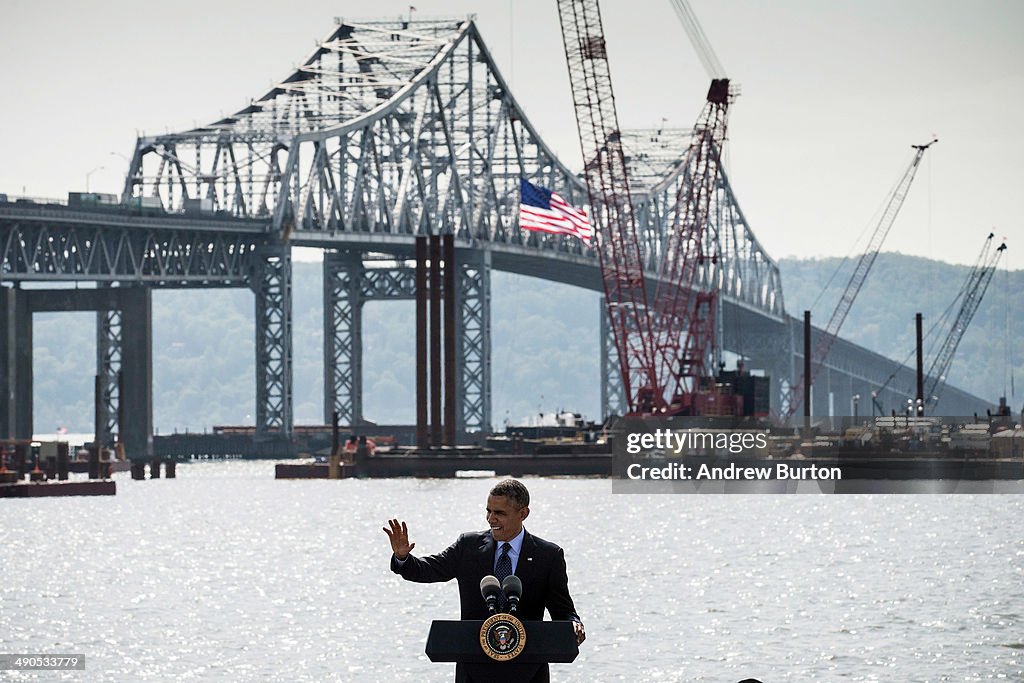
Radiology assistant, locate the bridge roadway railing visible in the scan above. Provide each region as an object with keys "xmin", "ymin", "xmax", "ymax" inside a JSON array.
[{"xmin": 0, "ymin": 201, "xmax": 266, "ymax": 285}]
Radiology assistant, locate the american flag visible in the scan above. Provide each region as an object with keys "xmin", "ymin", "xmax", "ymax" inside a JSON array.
[{"xmin": 519, "ymin": 177, "xmax": 593, "ymax": 245}]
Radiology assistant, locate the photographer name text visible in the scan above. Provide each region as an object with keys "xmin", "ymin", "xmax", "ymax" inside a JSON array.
[{"xmin": 625, "ymin": 462, "xmax": 842, "ymax": 481}]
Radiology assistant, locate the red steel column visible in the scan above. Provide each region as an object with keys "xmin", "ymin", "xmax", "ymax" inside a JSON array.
[
  {"xmin": 442, "ymin": 234, "xmax": 457, "ymax": 446},
  {"xmin": 803, "ymin": 311, "xmax": 812, "ymax": 423},
  {"xmin": 915, "ymin": 312, "xmax": 924, "ymax": 416},
  {"xmin": 415, "ymin": 238, "xmax": 429, "ymax": 449},
  {"xmin": 429, "ymin": 235, "xmax": 442, "ymax": 447},
  {"xmin": 91, "ymin": 375, "xmax": 102, "ymax": 479}
]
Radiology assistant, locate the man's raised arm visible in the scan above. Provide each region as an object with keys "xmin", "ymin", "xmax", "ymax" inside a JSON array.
[{"xmin": 383, "ymin": 519, "xmax": 461, "ymax": 583}]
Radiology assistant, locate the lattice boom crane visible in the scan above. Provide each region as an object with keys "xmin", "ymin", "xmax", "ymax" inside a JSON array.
[
  {"xmin": 558, "ymin": 0, "xmax": 738, "ymax": 415},
  {"xmin": 651, "ymin": 79, "xmax": 733, "ymax": 415},
  {"xmin": 925, "ymin": 234, "xmax": 1006, "ymax": 409},
  {"xmin": 783, "ymin": 139, "xmax": 937, "ymax": 422},
  {"xmin": 557, "ymin": 0, "xmax": 660, "ymax": 413}
]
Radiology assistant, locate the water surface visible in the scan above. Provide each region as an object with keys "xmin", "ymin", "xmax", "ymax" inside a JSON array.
[{"xmin": 2, "ymin": 463, "xmax": 1021, "ymax": 681}]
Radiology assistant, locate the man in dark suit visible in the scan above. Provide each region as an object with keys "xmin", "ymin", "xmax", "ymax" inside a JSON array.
[{"xmin": 384, "ymin": 479, "xmax": 585, "ymax": 681}]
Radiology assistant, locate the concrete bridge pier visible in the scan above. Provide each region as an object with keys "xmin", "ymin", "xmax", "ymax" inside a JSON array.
[
  {"xmin": 0, "ymin": 285, "xmax": 152, "ymax": 459},
  {"xmin": 118, "ymin": 287, "xmax": 153, "ymax": 460},
  {"xmin": 0, "ymin": 286, "xmax": 32, "ymax": 440}
]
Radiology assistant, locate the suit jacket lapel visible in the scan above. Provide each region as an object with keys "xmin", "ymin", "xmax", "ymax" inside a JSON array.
[
  {"xmin": 516, "ymin": 530, "xmax": 537, "ymax": 586},
  {"xmin": 478, "ymin": 530, "xmax": 495, "ymax": 576}
]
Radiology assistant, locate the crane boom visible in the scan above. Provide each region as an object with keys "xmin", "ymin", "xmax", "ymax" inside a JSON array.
[
  {"xmin": 558, "ymin": 0, "xmax": 741, "ymax": 415},
  {"xmin": 653, "ymin": 81, "xmax": 732, "ymax": 411},
  {"xmin": 784, "ymin": 139, "xmax": 937, "ymax": 421},
  {"xmin": 557, "ymin": 0, "xmax": 659, "ymax": 412},
  {"xmin": 863, "ymin": 233, "xmax": 1002, "ymax": 415},
  {"xmin": 649, "ymin": 0, "xmax": 734, "ymax": 413},
  {"xmin": 924, "ymin": 236, "xmax": 1006, "ymax": 409}
]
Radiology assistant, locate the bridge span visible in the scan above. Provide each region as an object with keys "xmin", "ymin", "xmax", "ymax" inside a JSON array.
[{"xmin": 0, "ymin": 18, "xmax": 992, "ymax": 457}]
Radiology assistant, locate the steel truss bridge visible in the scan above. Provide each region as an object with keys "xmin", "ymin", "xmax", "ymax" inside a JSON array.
[{"xmin": 0, "ymin": 18, "xmax": 991, "ymax": 456}]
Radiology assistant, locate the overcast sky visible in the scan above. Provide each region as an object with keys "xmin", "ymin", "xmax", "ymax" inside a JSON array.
[{"xmin": 1, "ymin": 0, "xmax": 1021, "ymax": 267}]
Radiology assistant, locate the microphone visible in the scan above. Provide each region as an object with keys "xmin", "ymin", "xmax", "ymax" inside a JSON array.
[
  {"xmin": 501, "ymin": 575, "xmax": 523, "ymax": 614},
  {"xmin": 480, "ymin": 575, "xmax": 501, "ymax": 615}
]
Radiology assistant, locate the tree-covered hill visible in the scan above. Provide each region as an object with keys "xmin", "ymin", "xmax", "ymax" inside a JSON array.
[
  {"xmin": 27, "ymin": 253, "xmax": 1021, "ymax": 434},
  {"xmin": 778, "ymin": 252, "xmax": 1020, "ymax": 407}
]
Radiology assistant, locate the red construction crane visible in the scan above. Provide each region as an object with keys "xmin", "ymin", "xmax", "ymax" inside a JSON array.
[
  {"xmin": 651, "ymin": 79, "xmax": 733, "ymax": 416},
  {"xmin": 557, "ymin": 0, "xmax": 659, "ymax": 413},
  {"xmin": 557, "ymin": 0, "xmax": 735, "ymax": 415},
  {"xmin": 783, "ymin": 139, "xmax": 937, "ymax": 422}
]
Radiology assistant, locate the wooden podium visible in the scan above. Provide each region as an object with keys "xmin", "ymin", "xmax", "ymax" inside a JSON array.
[{"xmin": 426, "ymin": 619, "xmax": 579, "ymax": 682}]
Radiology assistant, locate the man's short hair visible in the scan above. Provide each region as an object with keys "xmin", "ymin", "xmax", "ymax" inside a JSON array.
[{"xmin": 490, "ymin": 479, "xmax": 530, "ymax": 509}]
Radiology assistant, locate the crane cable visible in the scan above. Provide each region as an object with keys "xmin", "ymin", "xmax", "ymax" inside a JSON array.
[
  {"xmin": 873, "ymin": 288, "xmax": 963, "ymax": 396},
  {"xmin": 808, "ymin": 188, "xmax": 891, "ymax": 314},
  {"xmin": 667, "ymin": 0, "xmax": 726, "ymax": 79}
]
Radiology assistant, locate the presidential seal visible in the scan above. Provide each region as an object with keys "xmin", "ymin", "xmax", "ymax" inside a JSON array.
[{"xmin": 479, "ymin": 613, "xmax": 527, "ymax": 661}]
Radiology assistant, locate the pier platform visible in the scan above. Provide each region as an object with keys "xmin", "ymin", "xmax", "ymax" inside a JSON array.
[
  {"xmin": 275, "ymin": 448, "xmax": 611, "ymax": 479},
  {"xmin": 0, "ymin": 479, "xmax": 116, "ymax": 497}
]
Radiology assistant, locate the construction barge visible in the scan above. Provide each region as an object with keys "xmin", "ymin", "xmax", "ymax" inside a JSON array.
[
  {"xmin": 0, "ymin": 441, "xmax": 116, "ymax": 497},
  {"xmin": 275, "ymin": 414, "xmax": 1024, "ymax": 481},
  {"xmin": 276, "ymin": 448, "xmax": 610, "ymax": 479},
  {"xmin": 275, "ymin": 448, "xmax": 1023, "ymax": 482},
  {"xmin": 0, "ymin": 478, "xmax": 116, "ymax": 498},
  {"xmin": 276, "ymin": 423, "xmax": 612, "ymax": 479}
]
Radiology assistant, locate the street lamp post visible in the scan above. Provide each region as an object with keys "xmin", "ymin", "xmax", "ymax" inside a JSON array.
[{"xmin": 85, "ymin": 165, "xmax": 105, "ymax": 193}]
